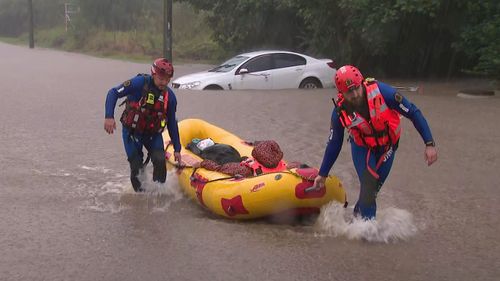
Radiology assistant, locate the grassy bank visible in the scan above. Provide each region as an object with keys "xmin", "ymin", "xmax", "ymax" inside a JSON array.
[{"xmin": 0, "ymin": 2, "xmax": 223, "ymax": 64}]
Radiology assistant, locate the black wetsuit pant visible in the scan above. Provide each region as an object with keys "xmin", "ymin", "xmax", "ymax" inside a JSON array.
[
  {"xmin": 351, "ymin": 141, "xmax": 397, "ymax": 219},
  {"xmin": 122, "ymin": 127, "xmax": 166, "ymax": 192}
]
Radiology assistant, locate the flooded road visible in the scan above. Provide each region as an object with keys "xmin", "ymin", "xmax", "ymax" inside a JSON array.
[{"xmin": 0, "ymin": 42, "xmax": 498, "ymax": 280}]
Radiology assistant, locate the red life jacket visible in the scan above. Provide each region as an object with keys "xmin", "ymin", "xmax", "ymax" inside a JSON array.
[
  {"xmin": 241, "ymin": 158, "xmax": 287, "ymax": 176},
  {"xmin": 337, "ymin": 80, "xmax": 401, "ymax": 148},
  {"xmin": 120, "ymin": 75, "xmax": 168, "ymax": 134}
]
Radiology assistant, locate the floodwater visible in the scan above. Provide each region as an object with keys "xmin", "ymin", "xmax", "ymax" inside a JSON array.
[{"xmin": 0, "ymin": 42, "xmax": 498, "ymax": 281}]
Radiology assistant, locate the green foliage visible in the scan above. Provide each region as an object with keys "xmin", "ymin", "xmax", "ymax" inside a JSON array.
[
  {"xmin": 0, "ymin": 0, "xmax": 67, "ymax": 36},
  {"xmin": 179, "ymin": 0, "xmax": 305, "ymax": 54},
  {"xmin": 171, "ymin": 3, "xmax": 221, "ymax": 61},
  {"xmin": 453, "ymin": 1, "xmax": 500, "ymax": 79},
  {"xmin": 0, "ymin": 0, "xmax": 28, "ymax": 36},
  {"xmin": 0, "ymin": 0, "xmax": 498, "ymax": 78},
  {"xmin": 74, "ymin": 0, "xmax": 162, "ymax": 32},
  {"xmin": 181, "ymin": 0, "xmax": 499, "ymax": 78}
]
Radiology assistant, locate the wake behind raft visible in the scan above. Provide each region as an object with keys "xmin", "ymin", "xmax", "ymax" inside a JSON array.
[{"xmin": 163, "ymin": 118, "xmax": 347, "ymax": 220}]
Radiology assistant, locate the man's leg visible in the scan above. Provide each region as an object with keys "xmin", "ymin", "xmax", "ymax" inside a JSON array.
[
  {"xmin": 128, "ymin": 156, "xmax": 144, "ymax": 192},
  {"xmin": 351, "ymin": 142, "xmax": 378, "ymax": 220},
  {"xmin": 351, "ymin": 143, "xmax": 397, "ymax": 220},
  {"xmin": 145, "ymin": 133, "xmax": 166, "ymax": 183},
  {"xmin": 122, "ymin": 128, "xmax": 145, "ymax": 192}
]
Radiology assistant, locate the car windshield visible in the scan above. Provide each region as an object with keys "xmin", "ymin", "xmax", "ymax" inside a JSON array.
[{"xmin": 209, "ymin": 56, "xmax": 249, "ymax": 72}]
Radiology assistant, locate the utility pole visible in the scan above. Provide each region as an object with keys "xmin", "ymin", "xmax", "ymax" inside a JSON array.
[
  {"xmin": 163, "ymin": 0, "xmax": 173, "ymax": 61},
  {"xmin": 28, "ymin": 0, "xmax": 34, "ymax": 48}
]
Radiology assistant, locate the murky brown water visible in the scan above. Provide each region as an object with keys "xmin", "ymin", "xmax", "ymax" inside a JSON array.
[{"xmin": 1, "ymin": 42, "xmax": 499, "ymax": 281}]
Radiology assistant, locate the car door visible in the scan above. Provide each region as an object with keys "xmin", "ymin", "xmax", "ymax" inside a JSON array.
[
  {"xmin": 233, "ymin": 54, "xmax": 273, "ymax": 90},
  {"xmin": 271, "ymin": 53, "xmax": 306, "ymax": 89}
]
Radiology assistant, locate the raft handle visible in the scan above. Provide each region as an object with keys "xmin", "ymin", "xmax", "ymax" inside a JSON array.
[{"xmin": 304, "ymin": 186, "xmax": 322, "ymax": 193}]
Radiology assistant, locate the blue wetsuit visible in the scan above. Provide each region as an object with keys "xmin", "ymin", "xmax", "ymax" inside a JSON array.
[
  {"xmin": 318, "ymin": 81, "xmax": 434, "ymax": 219},
  {"xmin": 105, "ymin": 74, "xmax": 181, "ymax": 191}
]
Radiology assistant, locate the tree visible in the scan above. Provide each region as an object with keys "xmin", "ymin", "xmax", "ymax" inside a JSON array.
[
  {"xmin": 179, "ymin": 0, "xmax": 305, "ymax": 54},
  {"xmin": 453, "ymin": 1, "xmax": 500, "ymax": 79}
]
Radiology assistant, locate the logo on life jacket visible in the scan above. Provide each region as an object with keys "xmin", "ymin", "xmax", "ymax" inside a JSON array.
[
  {"xmin": 146, "ymin": 93, "xmax": 155, "ymax": 104},
  {"xmin": 383, "ymin": 146, "xmax": 394, "ymax": 162}
]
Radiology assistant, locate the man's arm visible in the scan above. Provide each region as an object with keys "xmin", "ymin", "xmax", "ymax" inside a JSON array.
[
  {"xmin": 378, "ymin": 81, "xmax": 434, "ymax": 144},
  {"xmin": 378, "ymin": 81, "xmax": 437, "ymax": 166},
  {"xmin": 318, "ymin": 109, "xmax": 345, "ymax": 177},
  {"xmin": 104, "ymin": 76, "xmax": 144, "ymax": 134},
  {"xmin": 313, "ymin": 109, "xmax": 345, "ymax": 189},
  {"xmin": 165, "ymin": 89, "xmax": 182, "ymax": 153}
]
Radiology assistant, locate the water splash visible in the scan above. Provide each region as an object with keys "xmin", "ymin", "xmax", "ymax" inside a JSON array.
[
  {"xmin": 77, "ymin": 165, "xmax": 184, "ymax": 213},
  {"xmin": 137, "ymin": 173, "xmax": 184, "ymax": 212},
  {"xmin": 316, "ymin": 202, "xmax": 418, "ymax": 243}
]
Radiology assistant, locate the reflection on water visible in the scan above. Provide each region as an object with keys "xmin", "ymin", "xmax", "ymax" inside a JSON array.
[{"xmin": 316, "ymin": 202, "xmax": 418, "ymax": 243}]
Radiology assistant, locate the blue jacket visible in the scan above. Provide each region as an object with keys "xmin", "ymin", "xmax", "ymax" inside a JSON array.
[
  {"xmin": 319, "ymin": 81, "xmax": 434, "ymax": 176},
  {"xmin": 105, "ymin": 74, "xmax": 181, "ymax": 152}
]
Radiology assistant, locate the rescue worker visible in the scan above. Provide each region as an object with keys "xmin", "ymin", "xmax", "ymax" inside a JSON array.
[
  {"xmin": 312, "ymin": 65, "xmax": 438, "ymax": 220},
  {"xmin": 104, "ymin": 58, "xmax": 182, "ymax": 192}
]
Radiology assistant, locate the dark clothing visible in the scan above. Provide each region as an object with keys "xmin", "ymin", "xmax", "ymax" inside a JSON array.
[{"xmin": 187, "ymin": 143, "xmax": 243, "ymax": 165}]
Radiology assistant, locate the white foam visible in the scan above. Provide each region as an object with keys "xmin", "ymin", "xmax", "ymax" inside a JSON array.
[
  {"xmin": 73, "ymin": 164, "xmax": 184, "ymax": 213},
  {"xmin": 316, "ymin": 202, "xmax": 418, "ymax": 243},
  {"xmin": 82, "ymin": 201, "xmax": 130, "ymax": 213},
  {"xmin": 79, "ymin": 165, "xmax": 112, "ymax": 174},
  {"xmin": 134, "ymin": 168, "xmax": 184, "ymax": 198},
  {"xmin": 99, "ymin": 181, "xmax": 126, "ymax": 195}
]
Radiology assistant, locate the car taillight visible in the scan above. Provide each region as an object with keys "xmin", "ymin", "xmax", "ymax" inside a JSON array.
[{"xmin": 327, "ymin": 61, "xmax": 335, "ymax": 69}]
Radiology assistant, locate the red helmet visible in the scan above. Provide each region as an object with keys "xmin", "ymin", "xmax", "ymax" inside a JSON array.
[
  {"xmin": 334, "ymin": 65, "xmax": 363, "ymax": 94},
  {"xmin": 151, "ymin": 58, "xmax": 174, "ymax": 78}
]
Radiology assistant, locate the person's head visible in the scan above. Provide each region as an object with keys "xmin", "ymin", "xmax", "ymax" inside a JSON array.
[
  {"xmin": 334, "ymin": 65, "xmax": 365, "ymax": 107},
  {"xmin": 151, "ymin": 58, "xmax": 174, "ymax": 90}
]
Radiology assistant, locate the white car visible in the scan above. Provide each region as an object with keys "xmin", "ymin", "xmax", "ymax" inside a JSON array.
[{"xmin": 172, "ymin": 50, "xmax": 336, "ymax": 90}]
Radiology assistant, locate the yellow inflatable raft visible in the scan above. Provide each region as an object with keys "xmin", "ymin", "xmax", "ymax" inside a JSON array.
[{"xmin": 163, "ymin": 118, "xmax": 346, "ymax": 219}]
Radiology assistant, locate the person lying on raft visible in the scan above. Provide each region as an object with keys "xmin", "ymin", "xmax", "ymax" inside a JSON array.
[{"xmin": 189, "ymin": 140, "xmax": 297, "ymax": 177}]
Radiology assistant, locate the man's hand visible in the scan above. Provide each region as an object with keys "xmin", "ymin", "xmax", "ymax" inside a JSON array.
[
  {"xmin": 424, "ymin": 146, "xmax": 438, "ymax": 166},
  {"xmin": 174, "ymin": 152, "xmax": 182, "ymax": 166},
  {"xmin": 312, "ymin": 175, "xmax": 327, "ymax": 190},
  {"xmin": 104, "ymin": 118, "xmax": 116, "ymax": 134}
]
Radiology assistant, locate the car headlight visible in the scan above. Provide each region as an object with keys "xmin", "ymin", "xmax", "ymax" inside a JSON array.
[{"xmin": 179, "ymin": 81, "xmax": 201, "ymax": 89}]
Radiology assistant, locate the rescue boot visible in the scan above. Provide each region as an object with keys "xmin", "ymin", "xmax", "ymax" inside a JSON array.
[{"xmin": 150, "ymin": 149, "xmax": 166, "ymax": 183}]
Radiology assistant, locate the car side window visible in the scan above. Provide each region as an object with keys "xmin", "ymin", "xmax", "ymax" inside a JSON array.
[
  {"xmin": 240, "ymin": 55, "xmax": 273, "ymax": 73},
  {"xmin": 272, "ymin": 53, "xmax": 306, "ymax": 69}
]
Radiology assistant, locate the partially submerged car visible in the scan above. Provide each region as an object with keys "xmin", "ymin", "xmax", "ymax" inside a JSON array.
[{"xmin": 172, "ymin": 50, "xmax": 336, "ymax": 90}]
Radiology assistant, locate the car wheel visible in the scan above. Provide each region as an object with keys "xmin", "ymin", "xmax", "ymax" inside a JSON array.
[
  {"xmin": 203, "ymin": 85, "xmax": 224, "ymax": 90},
  {"xmin": 299, "ymin": 78, "xmax": 322, "ymax": 89}
]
